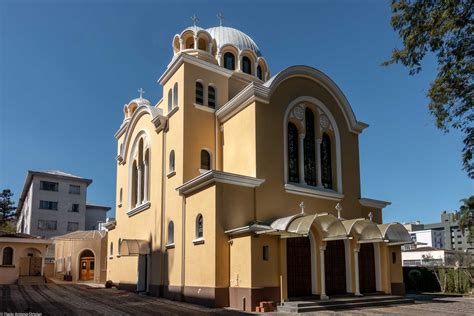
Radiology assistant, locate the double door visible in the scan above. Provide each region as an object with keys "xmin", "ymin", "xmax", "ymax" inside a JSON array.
[{"xmin": 80, "ymin": 257, "xmax": 95, "ymax": 281}]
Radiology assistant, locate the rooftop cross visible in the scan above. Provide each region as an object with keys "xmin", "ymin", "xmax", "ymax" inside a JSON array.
[
  {"xmin": 368, "ymin": 212, "xmax": 373, "ymax": 222},
  {"xmin": 191, "ymin": 14, "xmax": 199, "ymax": 27},
  {"xmin": 217, "ymin": 13, "xmax": 224, "ymax": 26},
  {"xmin": 137, "ymin": 88, "xmax": 145, "ymax": 99},
  {"xmin": 299, "ymin": 201, "xmax": 305, "ymax": 215},
  {"xmin": 335, "ymin": 203, "xmax": 342, "ymax": 219}
]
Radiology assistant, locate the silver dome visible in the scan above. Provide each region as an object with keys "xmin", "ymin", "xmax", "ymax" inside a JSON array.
[{"xmin": 206, "ymin": 26, "xmax": 262, "ymax": 57}]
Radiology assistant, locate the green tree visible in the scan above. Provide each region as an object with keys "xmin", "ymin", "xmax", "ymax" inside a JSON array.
[
  {"xmin": 458, "ymin": 195, "xmax": 474, "ymax": 240},
  {"xmin": 0, "ymin": 189, "xmax": 17, "ymax": 232},
  {"xmin": 384, "ymin": 0, "xmax": 473, "ymax": 178}
]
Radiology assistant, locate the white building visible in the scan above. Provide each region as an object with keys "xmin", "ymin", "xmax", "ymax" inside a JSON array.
[
  {"xmin": 403, "ymin": 229, "xmax": 445, "ymax": 251},
  {"xmin": 402, "ymin": 247, "xmax": 449, "ymax": 267},
  {"xmin": 16, "ymin": 170, "xmax": 110, "ymax": 238}
]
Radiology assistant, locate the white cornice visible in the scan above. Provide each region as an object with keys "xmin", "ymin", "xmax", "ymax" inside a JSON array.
[
  {"xmin": 359, "ymin": 198, "xmax": 391, "ymax": 209},
  {"xmin": 216, "ymin": 82, "xmax": 270, "ymax": 123},
  {"xmin": 284, "ymin": 183, "xmax": 344, "ymax": 201},
  {"xmin": 158, "ymin": 53, "xmax": 233, "ymax": 85},
  {"xmin": 176, "ymin": 170, "xmax": 265, "ymax": 196},
  {"xmin": 0, "ymin": 237, "xmax": 53, "ymax": 244}
]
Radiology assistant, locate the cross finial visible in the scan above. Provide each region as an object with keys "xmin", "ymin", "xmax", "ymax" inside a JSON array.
[
  {"xmin": 335, "ymin": 203, "xmax": 342, "ymax": 219},
  {"xmin": 368, "ymin": 212, "xmax": 373, "ymax": 222},
  {"xmin": 137, "ymin": 88, "xmax": 145, "ymax": 99},
  {"xmin": 299, "ymin": 202, "xmax": 305, "ymax": 215},
  {"xmin": 217, "ymin": 13, "xmax": 224, "ymax": 26},
  {"xmin": 191, "ymin": 14, "xmax": 199, "ymax": 27}
]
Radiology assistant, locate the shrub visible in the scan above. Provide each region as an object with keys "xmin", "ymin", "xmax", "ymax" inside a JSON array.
[{"xmin": 105, "ymin": 280, "xmax": 113, "ymax": 288}]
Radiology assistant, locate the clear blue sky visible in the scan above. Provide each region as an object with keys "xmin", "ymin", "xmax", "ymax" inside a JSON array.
[{"xmin": 0, "ymin": 0, "xmax": 472, "ymax": 224}]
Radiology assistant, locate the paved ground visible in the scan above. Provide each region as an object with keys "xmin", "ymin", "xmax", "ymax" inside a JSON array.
[
  {"xmin": 1, "ymin": 285, "xmax": 473, "ymax": 315},
  {"xmin": 0, "ymin": 284, "xmax": 247, "ymax": 315}
]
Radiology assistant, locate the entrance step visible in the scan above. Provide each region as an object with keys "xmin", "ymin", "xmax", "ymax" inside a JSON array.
[
  {"xmin": 18, "ymin": 276, "xmax": 45, "ymax": 285},
  {"xmin": 277, "ymin": 295, "xmax": 414, "ymax": 313}
]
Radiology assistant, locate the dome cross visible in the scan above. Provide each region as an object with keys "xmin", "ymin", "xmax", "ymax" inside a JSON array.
[
  {"xmin": 217, "ymin": 13, "xmax": 224, "ymax": 26},
  {"xmin": 191, "ymin": 14, "xmax": 199, "ymax": 27},
  {"xmin": 137, "ymin": 88, "xmax": 145, "ymax": 99}
]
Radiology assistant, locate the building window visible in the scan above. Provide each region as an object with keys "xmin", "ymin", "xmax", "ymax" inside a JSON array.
[
  {"xmin": 392, "ymin": 251, "xmax": 397, "ymax": 264},
  {"xmin": 118, "ymin": 238, "xmax": 122, "ymax": 256},
  {"xmin": 196, "ymin": 214, "xmax": 203, "ymax": 239},
  {"xmin": 129, "ymin": 135, "xmax": 151, "ymax": 209},
  {"xmin": 223, "ymin": 52, "xmax": 235, "ymax": 70},
  {"xmin": 110, "ymin": 242, "xmax": 113, "ymax": 257},
  {"xmin": 2, "ymin": 247, "xmax": 13, "ymax": 265},
  {"xmin": 208, "ymin": 86, "xmax": 216, "ymax": 108},
  {"xmin": 173, "ymin": 82, "xmax": 178, "ymax": 107},
  {"xmin": 70, "ymin": 204, "xmax": 79, "ymax": 212},
  {"xmin": 67, "ymin": 222, "xmax": 79, "ymax": 232},
  {"xmin": 195, "ymin": 81, "xmax": 204, "ymax": 105},
  {"xmin": 321, "ymin": 133, "xmax": 333, "ymax": 189},
  {"xmin": 288, "ymin": 122, "xmax": 299, "ymax": 183},
  {"xmin": 168, "ymin": 89, "xmax": 172, "ymax": 112},
  {"xmin": 169, "ymin": 150, "xmax": 175, "ymax": 173},
  {"xmin": 304, "ymin": 108, "xmax": 317, "ymax": 186},
  {"xmin": 200, "ymin": 150, "xmax": 211, "ymax": 170},
  {"xmin": 168, "ymin": 221, "xmax": 174, "ymax": 244},
  {"xmin": 39, "ymin": 200, "xmax": 58, "ymax": 210},
  {"xmin": 69, "ymin": 185, "xmax": 80, "ymax": 195},
  {"xmin": 38, "ymin": 220, "xmax": 57, "ymax": 231},
  {"xmin": 242, "ymin": 56, "xmax": 252, "ymax": 74},
  {"xmin": 40, "ymin": 181, "xmax": 58, "ymax": 192},
  {"xmin": 257, "ymin": 65, "xmax": 263, "ymax": 80},
  {"xmin": 119, "ymin": 188, "xmax": 123, "ymax": 205},
  {"xmin": 263, "ymin": 245, "xmax": 269, "ymax": 261}
]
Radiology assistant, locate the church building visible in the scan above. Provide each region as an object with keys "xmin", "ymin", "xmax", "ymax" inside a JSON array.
[{"xmin": 106, "ymin": 19, "xmax": 412, "ymax": 312}]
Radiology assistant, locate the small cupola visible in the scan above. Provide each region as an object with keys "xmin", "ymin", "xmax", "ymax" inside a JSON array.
[{"xmin": 123, "ymin": 88, "xmax": 151, "ymax": 121}]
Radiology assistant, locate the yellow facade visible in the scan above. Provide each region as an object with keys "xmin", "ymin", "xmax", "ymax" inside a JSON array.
[{"xmin": 107, "ymin": 24, "xmax": 411, "ymax": 311}]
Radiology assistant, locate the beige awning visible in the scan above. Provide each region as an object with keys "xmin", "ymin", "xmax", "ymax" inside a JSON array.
[
  {"xmin": 378, "ymin": 223, "xmax": 413, "ymax": 245},
  {"xmin": 343, "ymin": 219, "xmax": 384, "ymax": 243},
  {"xmin": 119, "ymin": 239, "xmax": 150, "ymax": 256}
]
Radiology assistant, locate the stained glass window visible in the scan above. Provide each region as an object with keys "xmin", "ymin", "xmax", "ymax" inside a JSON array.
[
  {"xmin": 321, "ymin": 133, "xmax": 333, "ymax": 189},
  {"xmin": 304, "ymin": 109, "xmax": 317, "ymax": 186},
  {"xmin": 288, "ymin": 122, "xmax": 299, "ymax": 183}
]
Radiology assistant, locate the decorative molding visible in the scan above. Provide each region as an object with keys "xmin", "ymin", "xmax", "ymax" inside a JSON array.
[
  {"xmin": 359, "ymin": 198, "xmax": 391, "ymax": 209},
  {"xmin": 192, "ymin": 237, "xmax": 205, "ymax": 245},
  {"xmin": 167, "ymin": 170, "xmax": 176, "ymax": 178},
  {"xmin": 0, "ymin": 237, "xmax": 53, "ymax": 244},
  {"xmin": 126, "ymin": 201, "xmax": 151, "ymax": 217},
  {"xmin": 292, "ymin": 104, "xmax": 305, "ymax": 120},
  {"xmin": 284, "ymin": 183, "xmax": 344, "ymax": 201},
  {"xmin": 194, "ymin": 103, "xmax": 216, "ymax": 113},
  {"xmin": 167, "ymin": 106, "xmax": 179, "ymax": 118},
  {"xmin": 165, "ymin": 243, "xmax": 175, "ymax": 249},
  {"xmin": 176, "ymin": 170, "xmax": 265, "ymax": 196}
]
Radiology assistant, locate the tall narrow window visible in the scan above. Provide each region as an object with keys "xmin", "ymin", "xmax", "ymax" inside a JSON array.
[
  {"xmin": 168, "ymin": 221, "xmax": 174, "ymax": 244},
  {"xmin": 119, "ymin": 188, "xmax": 123, "ymax": 205},
  {"xmin": 242, "ymin": 56, "xmax": 252, "ymax": 74},
  {"xmin": 257, "ymin": 65, "xmax": 263, "ymax": 80},
  {"xmin": 200, "ymin": 150, "xmax": 211, "ymax": 170},
  {"xmin": 169, "ymin": 150, "xmax": 175, "ymax": 173},
  {"xmin": 195, "ymin": 81, "xmax": 204, "ymax": 105},
  {"xmin": 208, "ymin": 86, "xmax": 216, "ymax": 108},
  {"xmin": 321, "ymin": 133, "xmax": 333, "ymax": 189},
  {"xmin": 132, "ymin": 160, "xmax": 138, "ymax": 206},
  {"xmin": 168, "ymin": 89, "xmax": 172, "ymax": 112},
  {"xmin": 223, "ymin": 52, "xmax": 235, "ymax": 70},
  {"xmin": 173, "ymin": 82, "xmax": 178, "ymax": 107},
  {"xmin": 196, "ymin": 214, "xmax": 203, "ymax": 239},
  {"xmin": 2, "ymin": 247, "xmax": 13, "ymax": 265},
  {"xmin": 304, "ymin": 109, "xmax": 317, "ymax": 186},
  {"xmin": 110, "ymin": 242, "xmax": 114, "ymax": 256},
  {"xmin": 288, "ymin": 122, "xmax": 299, "ymax": 183}
]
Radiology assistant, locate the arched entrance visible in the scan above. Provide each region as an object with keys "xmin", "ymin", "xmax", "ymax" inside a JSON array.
[
  {"xmin": 79, "ymin": 249, "xmax": 95, "ymax": 281},
  {"xmin": 359, "ymin": 243, "xmax": 376, "ymax": 293},
  {"xmin": 286, "ymin": 237, "xmax": 312, "ymax": 297},
  {"xmin": 19, "ymin": 248, "xmax": 42, "ymax": 276},
  {"xmin": 325, "ymin": 240, "xmax": 346, "ymax": 295}
]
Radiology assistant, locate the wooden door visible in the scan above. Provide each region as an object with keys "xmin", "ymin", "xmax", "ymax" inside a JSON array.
[
  {"xmin": 30, "ymin": 257, "xmax": 42, "ymax": 276},
  {"xmin": 325, "ymin": 240, "xmax": 346, "ymax": 295},
  {"xmin": 359, "ymin": 243, "xmax": 376, "ymax": 293},
  {"xmin": 80, "ymin": 257, "xmax": 94, "ymax": 281},
  {"xmin": 287, "ymin": 237, "xmax": 312, "ymax": 298}
]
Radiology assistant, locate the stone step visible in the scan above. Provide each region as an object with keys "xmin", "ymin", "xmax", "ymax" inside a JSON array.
[
  {"xmin": 277, "ymin": 297, "xmax": 414, "ymax": 313},
  {"xmin": 282, "ymin": 295, "xmax": 407, "ymax": 308},
  {"xmin": 18, "ymin": 276, "xmax": 45, "ymax": 285}
]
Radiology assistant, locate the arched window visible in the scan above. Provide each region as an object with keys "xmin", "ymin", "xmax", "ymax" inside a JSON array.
[
  {"xmin": 2, "ymin": 247, "xmax": 13, "ymax": 265},
  {"xmin": 304, "ymin": 109, "xmax": 317, "ymax": 186},
  {"xmin": 208, "ymin": 86, "xmax": 216, "ymax": 108},
  {"xmin": 173, "ymin": 82, "xmax": 178, "ymax": 107},
  {"xmin": 119, "ymin": 188, "xmax": 122, "ymax": 205},
  {"xmin": 169, "ymin": 150, "xmax": 175, "ymax": 173},
  {"xmin": 168, "ymin": 89, "xmax": 172, "ymax": 112},
  {"xmin": 198, "ymin": 38, "xmax": 207, "ymax": 50},
  {"xmin": 223, "ymin": 52, "xmax": 235, "ymax": 70},
  {"xmin": 185, "ymin": 37, "xmax": 194, "ymax": 49},
  {"xmin": 321, "ymin": 133, "xmax": 333, "ymax": 189},
  {"xmin": 118, "ymin": 238, "xmax": 122, "ymax": 256},
  {"xmin": 196, "ymin": 214, "xmax": 203, "ymax": 239},
  {"xmin": 129, "ymin": 134, "xmax": 150, "ymax": 210},
  {"xmin": 168, "ymin": 221, "xmax": 174, "ymax": 244},
  {"xmin": 195, "ymin": 81, "xmax": 204, "ymax": 105},
  {"xmin": 288, "ymin": 122, "xmax": 299, "ymax": 183},
  {"xmin": 200, "ymin": 150, "xmax": 211, "ymax": 170},
  {"xmin": 257, "ymin": 65, "xmax": 263, "ymax": 80},
  {"xmin": 242, "ymin": 56, "xmax": 252, "ymax": 74},
  {"xmin": 110, "ymin": 242, "xmax": 114, "ymax": 256},
  {"xmin": 131, "ymin": 160, "xmax": 138, "ymax": 206}
]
